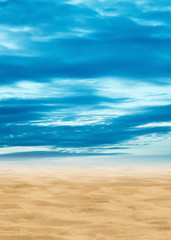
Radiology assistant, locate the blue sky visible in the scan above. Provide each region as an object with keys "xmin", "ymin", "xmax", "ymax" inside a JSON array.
[{"xmin": 0, "ymin": 0, "xmax": 171, "ymax": 162}]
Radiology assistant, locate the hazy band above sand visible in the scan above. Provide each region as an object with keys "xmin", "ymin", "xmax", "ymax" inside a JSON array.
[{"xmin": 0, "ymin": 166, "xmax": 171, "ymax": 240}]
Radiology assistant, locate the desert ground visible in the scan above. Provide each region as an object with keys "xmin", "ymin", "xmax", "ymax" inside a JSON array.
[{"xmin": 0, "ymin": 167, "xmax": 171, "ymax": 240}]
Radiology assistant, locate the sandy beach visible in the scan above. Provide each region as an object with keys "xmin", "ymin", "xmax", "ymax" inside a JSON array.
[{"xmin": 0, "ymin": 167, "xmax": 171, "ymax": 240}]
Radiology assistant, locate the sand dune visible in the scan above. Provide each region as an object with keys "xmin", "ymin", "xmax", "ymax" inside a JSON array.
[{"xmin": 0, "ymin": 168, "xmax": 171, "ymax": 240}]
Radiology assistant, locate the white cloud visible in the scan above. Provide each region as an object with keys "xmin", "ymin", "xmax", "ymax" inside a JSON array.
[
  {"xmin": 91, "ymin": 77, "xmax": 171, "ymax": 108},
  {"xmin": 0, "ymin": 146, "xmax": 52, "ymax": 155},
  {"xmin": 0, "ymin": 81, "xmax": 47, "ymax": 100},
  {"xmin": 136, "ymin": 122, "xmax": 171, "ymax": 128},
  {"xmin": 130, "ymin": 17, "xmax": 165, "ymax": 26},
  {"xmin": 0, "ymin": 24, "xmax": 36, "ymax": 55},
  {"xmin": 0, "ymin": 24, "xmax": 34, "ymax": 33},
  {"xmin": 32, "ymin": 28, "xmax": 93, "ymax": 42},
  {"xmin": 124, "ymin": 133, "xmax": 171, "ymax": 156},
  {"xmin": 0, "ymin": 32, "xmax": 19, "ymax": 50},
  {"xmin": 0, "ymin": 77, "xmax": 170, "ymax": 128}
]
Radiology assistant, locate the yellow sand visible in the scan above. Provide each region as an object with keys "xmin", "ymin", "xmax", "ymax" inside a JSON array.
[{"xmin": 0, "ymin": 167, "xmax": 171, "ymax": 240}]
